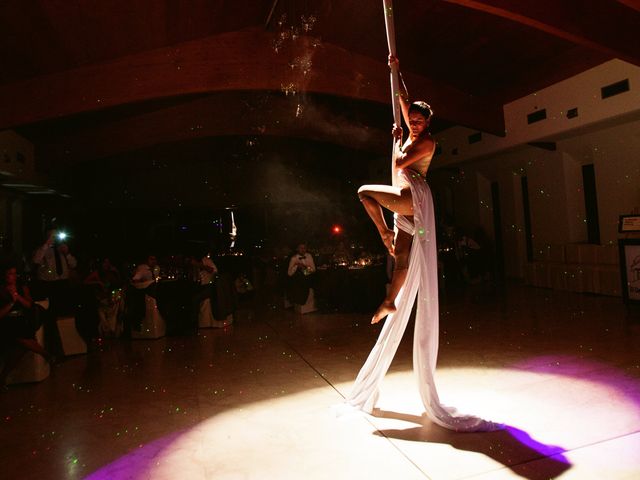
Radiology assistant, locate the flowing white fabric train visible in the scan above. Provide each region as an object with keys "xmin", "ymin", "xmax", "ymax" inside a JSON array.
[{"xmin": 346, "ymin": 168, "xmax": 500, "ymax": 432}]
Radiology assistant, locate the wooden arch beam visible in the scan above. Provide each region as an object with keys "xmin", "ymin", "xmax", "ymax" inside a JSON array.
[
  {"xmin": 38, "ymin": 92, "xmax": 390, "ymax": 166},
  {"xmin": 0, "ymin": 28, "xmax": 504, "ymax": 135},
  {"xmin": 616, "ymin": 0, "xmax": 640, "ymax": 13},
  {"xmin": 442, "ymin": 0, "xmax": 640, "ymax": 66}
]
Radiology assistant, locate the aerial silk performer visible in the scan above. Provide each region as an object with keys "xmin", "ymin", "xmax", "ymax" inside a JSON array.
[{"xmin": 345, "ymin": 0, "xmax": 500, "ymax": 432}]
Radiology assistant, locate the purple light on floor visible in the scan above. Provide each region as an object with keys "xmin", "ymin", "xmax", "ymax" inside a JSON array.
[
  {"xmin": 504, "ymin": 425, "xmax": 570, "ymax": 463},
  {"xmin": 85, "ymin": 431, "xmax": 185, "ymax": 480},
  {"xmin": 512, "ymin": 355, "xmax": 640, "ymax": 405}
]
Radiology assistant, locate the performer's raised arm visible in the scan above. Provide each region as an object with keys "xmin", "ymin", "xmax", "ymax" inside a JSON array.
[
  {"xmin": 388, "ymin": 55, "xmax": 435, "ymax": 170},
  {"xmin": 357, "ymin": 52, "xmax": 437, "ymax": 323},
  {"xmin": 388, "ymin": 55, "xmax": 412, "ymax": 129}
]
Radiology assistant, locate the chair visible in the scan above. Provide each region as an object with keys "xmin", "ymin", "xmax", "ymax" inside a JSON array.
[
  {"xmin": 215, "ymin": 273, "xmax": 237, "ymax": 316},
  {"xmin": 198, "ymin": 298, "xmax": 233, "ymax": 328},
  {"xmin": 294, "ymin": 288, "xmax": 317, "ymax": 314},
  {"xmin": 56, "ymin": 316, "xmax": 87, "ymax": 355},
  {"xmin": 5, "ymin": 325, "xmax": 50, "ymax": 385},
  {"xmin": 131, "ymin": 294, "xmax": 166, "ymax": 339},
  {"xmin": 199, "ymin": 274, "xmax": 236, "ymax": 328}
]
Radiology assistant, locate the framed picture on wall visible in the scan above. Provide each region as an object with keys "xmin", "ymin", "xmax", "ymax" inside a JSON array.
[
  {"xmin": 619, "ymin": 239, "xmax": 640, "ymax": 305},
  {"xmin": 619, "ymin": 215, "xmax": 640, "ymax": 233}
]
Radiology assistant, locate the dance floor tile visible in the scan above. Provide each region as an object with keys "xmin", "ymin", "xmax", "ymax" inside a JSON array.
[
  {"xmin": 83, "ymin": 382, "xmax": 426, "ymax": 480},
  {"xmin": 1, "ymin": 285, "xmax": 638, "ymax": 479},
  {"xmin": 335, "ymin": 376, "xmax": 557, "ymax": 480}
]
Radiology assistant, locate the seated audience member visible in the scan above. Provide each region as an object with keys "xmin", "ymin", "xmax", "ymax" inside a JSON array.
[
  {"xmin": 287, "ymin": 243, "xmax": 316, "ymax": 305},
  {"xmin": 196, "ymin": 252, "xmax": 218, "ymax": 286},
  {"xmin": 131, "ymin": 254, "xmax": 159, "ymax": 287},
  {"xmin": 84, "ymin": 258, "xmax": 123, "ymax": 337},
  {"xmin": 191, "ymin": 250, "xmax": 218, "ymax": 328},
  {"xmin": 125, "ymin": 254, "xmax": 159, "ymax": 334},
  {"xmin": 0, "ymin": 265, "xmax": 52, "ymax": 389}
]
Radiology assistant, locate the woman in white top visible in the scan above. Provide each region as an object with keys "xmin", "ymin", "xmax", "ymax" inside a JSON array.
[
  {"xmin": 357, "ymin": 55, "xmax": 436, "ymax": 324},
  {"xmin": 347, "ymin": 56, "xmax": 498, "ymax": 431}
]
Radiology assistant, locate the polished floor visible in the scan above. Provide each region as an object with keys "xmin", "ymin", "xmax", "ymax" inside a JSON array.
[{"xmin": 1, "ymin": 284, "xmax": 639, "ymax": 480}]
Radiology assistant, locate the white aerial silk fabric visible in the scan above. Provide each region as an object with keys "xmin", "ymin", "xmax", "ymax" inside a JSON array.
[
  {"xmin": 344, "ymin": 0, "xmax": 499, "ymax": 431},
  {"xmin": 345, "ymin": 168, "xmax": 500, "ymax": 432}
]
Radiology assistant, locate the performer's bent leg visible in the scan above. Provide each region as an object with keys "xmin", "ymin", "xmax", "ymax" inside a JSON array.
[
  {"xmin": 372, "ymin": 230, "xmax": 412, "ymax": 324},
  {"xmin": 358, "ymin": 185, "xmax": 413, "ymax": 255}
]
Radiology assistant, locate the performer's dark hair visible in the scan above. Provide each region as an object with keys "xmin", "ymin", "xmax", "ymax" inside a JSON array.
[{"xmin": 409, "ymin": 101, "xmax": 433, "ymax": 120}]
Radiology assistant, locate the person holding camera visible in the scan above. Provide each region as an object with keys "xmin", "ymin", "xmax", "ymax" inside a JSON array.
[
  {"xmin": 286, "ymin": 243, "xmax": 316, "ymax": 306},
  {"xmin": 32, "ymin": 229, "xmax": 77, "ymax": 315}
]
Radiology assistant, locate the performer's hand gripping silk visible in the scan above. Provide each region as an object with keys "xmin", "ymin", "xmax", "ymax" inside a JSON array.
[
  {"xmin": 358, "ymin": 55, "xmax": 435, "ymax": 325},
  {"xmin": 347, "ymin": 56, "xmax": 500, "ymax": 432}
]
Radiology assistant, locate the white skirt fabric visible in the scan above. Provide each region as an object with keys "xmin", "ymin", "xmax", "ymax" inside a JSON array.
[{"xmin": 346, "ymin": 168, "xmax": 500, "ymax": 432}]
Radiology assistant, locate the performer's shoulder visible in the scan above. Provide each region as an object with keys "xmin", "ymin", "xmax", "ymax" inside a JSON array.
[{"xmin": 415, "ymin": 134, "xmax": 436, "ymax": 150}]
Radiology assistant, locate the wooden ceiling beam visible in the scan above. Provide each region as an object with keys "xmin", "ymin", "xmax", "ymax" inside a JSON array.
[
  {"xmin": 616, "ymin": 0, "xmax": 640, "ymax": 13},
  {"xmin": 442, "ymin": 0, "xmax": 640, "ymax": 66},
  {"xmin": 0, "ymin": 28, "xmax": 504, "ymax": 135},
  {"xmin": 37, "ymin": 92, "xmax": 390, "ymax": 166}
]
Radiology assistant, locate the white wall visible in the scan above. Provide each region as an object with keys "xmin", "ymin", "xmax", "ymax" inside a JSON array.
[
  {"xmin": 431, "ymin": 116, "xmax": 640, "ymax": 278},
  {"xmin": 435, "ymin": 59, "xmax": 640, "ymax": 166},
  {"xmin": 430, "ymin": 57, "xmax": 640, "ymax": 278},
  {"xmin": 476, "ymin": 172, "xmax": 493, "ymax": 247},
  {"xmin": 558, "ymin": 118, "xmax": 640, "ymax": 243}
]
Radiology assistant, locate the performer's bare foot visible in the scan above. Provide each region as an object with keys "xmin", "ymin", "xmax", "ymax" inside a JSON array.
[
  {"xmin": 372, "ymin": 301, "xmax": 396, "ymax": 324},
  {"xmin": 380, "ymin": 229, "xmax": 395, "ymax": 256}
]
